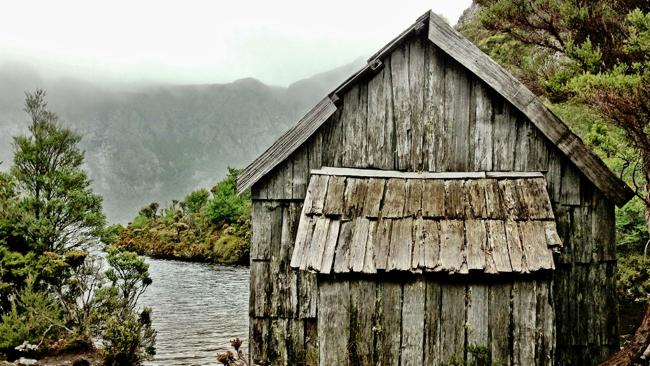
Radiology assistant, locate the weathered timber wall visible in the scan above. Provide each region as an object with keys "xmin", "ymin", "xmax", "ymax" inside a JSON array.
[
  {"xmin": 249, "ymin": 33, "xmax": 618, "ymax": 366},
  {"xmin": 317, "ymin": 276, "xmax": 554, "ymax": 366}
]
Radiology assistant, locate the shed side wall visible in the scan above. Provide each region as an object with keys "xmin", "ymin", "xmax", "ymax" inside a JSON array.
[{"xmin": 249, "ymin": 34, "xmax": 618, "ymax": 366}]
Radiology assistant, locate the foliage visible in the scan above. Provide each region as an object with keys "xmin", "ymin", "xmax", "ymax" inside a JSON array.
[
  {"xmin": 9, "ymin": 90, "xmax": 105, "ymax": 253},
  {"xmin": 204, "ymin": 168, "xmax": 251, "ymax": 224},
  {"xmin": 184, "ymin": 189, "xmax": 210, "ymax": 214},
  {"xmin": 216, "ymin": 338, "xmax": 247, "ymax": 366},
  {"xmin": 116, "ymin": 168, "xmax": 251, "ymax": 265},
  {"xmin": 0, "ymin": 277, "xmax": 65, "ymax": 356}
]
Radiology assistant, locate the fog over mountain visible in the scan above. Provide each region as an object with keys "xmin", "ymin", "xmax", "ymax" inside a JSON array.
[{"xmin": 0, "ymin": 59, "xmax": 364, "ymax": 223}]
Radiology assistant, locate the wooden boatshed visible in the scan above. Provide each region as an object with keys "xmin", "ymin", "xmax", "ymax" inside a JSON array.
[{"xmin": 238, "ymin": 10, "xmax": 635, "ymax": 366}]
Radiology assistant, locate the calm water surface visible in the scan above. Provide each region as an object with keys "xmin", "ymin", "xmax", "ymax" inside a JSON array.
[{"xmin": 139, "ymin": 258, "xmax": 249, "ymax": 365}]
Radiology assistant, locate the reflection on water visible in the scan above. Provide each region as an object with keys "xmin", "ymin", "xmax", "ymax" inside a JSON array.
[{"xmin": 139, "ymin": 257, "xmax": 249, "ymax": 365}]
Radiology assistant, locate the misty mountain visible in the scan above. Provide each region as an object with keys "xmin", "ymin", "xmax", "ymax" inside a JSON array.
[{"xmin": 0, "ymin": 60, "xmax": 364, "ymax": 223}]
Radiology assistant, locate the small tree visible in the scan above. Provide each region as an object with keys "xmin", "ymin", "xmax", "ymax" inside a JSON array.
[
  {"xmin": 183, "ymin": 189, "xmax": 210, "ymax": 214},
  {"xmin": 11, "ymin": 90, "xmax": 105, "ymax": 253}
]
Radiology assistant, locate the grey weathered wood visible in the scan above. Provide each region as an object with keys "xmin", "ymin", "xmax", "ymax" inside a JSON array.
[
  {"xmin": 444, "ymin": 179, "xmax": 466, "ymax": 219},
  {"xmin": 424, "ymin": 43, "xmax": 445, "ymax": 172},
  {"xmin": 405, "ymin": 179, "xmax": 424, "ymax": 216},
  {"xmin": 362, "ymin": 220, "xmax": 378, "ymax": 273},
  {"xmin": 323, "ymin": 175, "xmax": 346, "ymax": 216},
  {"xmin": 440, "ymin": 283, "xmax": 466, "ymax": 362},
  {"xmin": 401, "ymin": 279, "xmax": 425, "ymax": 366},
  {"xmin": 560, "ymin": 161, "xmax": 581, "ymax": 206},
  {"xmin": 466, "ymin": 219, "xmax": 487, "ymax": 271},
  {"xmin": 392, "ymin": 43, "xmax": 412, "ymax": 170},
  {"xmin": 424, "ymin": 280, "xmax": 442, "ymax": 365},
  {"xmin": 250, "ymin": 261, "xmax": 271, "ymax": 317},
  {"xmin": 535, "ymin": 281, "xmax": 555, "ymax": 366},
  {"xmin": 383, "ymin": 178, "xmax": 407, "ymax": 218},
  {"xmin": 489, "ymin": 283, "xmax": 512, "ymax": 365},
  {"xmin": 492, "ymin": 103, "xmax": 518, "ymax": 171},
  {"xmin": 444, "ymin": 57, "xmax": 472, "ymax": 171},
  {"xmin": 409, "ymin": 38, "xmax": 426, "ymax": 171},
  {"xmin": 290, "ymin": 215, "xmax": 313, "ymax": 269},
  {"xmin": 307, "ymin": 174, "xmax": 329, "ymax": 214},
  {"xmin": 341, "ymin": 84, "xmax": 366, "ymax": 167},
  {"xmin": 270, "ymin": 318, "xmax": 288, "ymax": 364},
  {"xmin": 304, "ymin": 319, "xmax": 318, "ymax": 366},
  {"xmin": 499, "ymin": 179, "xmax": 524, "ymax": 220},
  {"xmin": 422, "ymin": 180, "xmax": 446, "ymax": 218},
  {"xmin": 520, "ymin": 220, "xmax": 555, "ymax": 270},
  {"xmin": 513, "ymin": 281, "xmax": 537, "ymax": 366},
  {"xmin": 292, "ymin": 145, "xmax": 309, "ymax": 199},
  {"xmin": 298, "ymin": 271, "xmax": 317, "ymax": 319},
  {"xmin": 304, "ymin": 217, "xmax": 330, "ymax": 271},
  {"xmin": 250, "ymin": 318, "xmax": 270, "ymax": 365},
  {"xmin": 366, "ymin": 67, "xmax": 394, "ymax": 169},
  {"xmin": 592, "ymin": 190, "xmax": 616, "ymax": 261},
  {"xmin": 474, "ymin": 81, "xmax": 494, "ymax": 171},
  {"xmin": 439, "ymin": 220, "xmax": 464, "ymax": 273},
  {"xmin": 487, "ymin": 220, "xmax": 513, "ymax": 273},
  {"xmin": 318, "ymin": 280, "xmax": 350, "ymax": 366},
  {"xmin": 362, "ymin": 178, "xmax": 385, "ymax": 217},
  {"xmin": 319, "ymin": 220, "xmax": 341, "ymax": 274},
  {"xmin": 484, "ymin": 179, "xmax": 504, "ymax": 219},
  {"xmin": 349, "ymin": 218, "xmax": 371, "ymax": 272},
  {"xmin": 343, "ymin": 178, "xmax": 368, "ymax": 218},
  {"xmin": 514, "ymin": 117, "xmax": 532, "ymax": 171},
  {"xmin": 272, "ymin": 203, "xmax": 300, "ymax": 317},
  {"xmin": 387, "ymin": 217, "xmax": 414, "ymax": 271},
  {"xmin": 466, "ymin": 180, "xmax": 488, "ymax": 218},
  {"xmin": 467, "ymin": 285, "xmax": 489, "ymax": 362},
  {"xmin": 312, "ymin": 167, "xmax": 541, "ymax": 179},
  {"xmin": 374, "ymin": 219, "xmax": 393, "ymax": 270},
  {"xmin": 333, "ymin": 220, "xmax": 354, "ymax": 273},
  {"xmin": 504, "ymin": 219, "xmax": 526, "ymax": 272},
  {"xmin": 349, "ymin": 280, "xmax": 376, "ymax": 365},
  {"xmin": 422, "ymin": 219, "xmax": 441, "ymax": 270},
  {"xmin": 376, "ymin": 281, "xmax": 402, "ymax": 366}
]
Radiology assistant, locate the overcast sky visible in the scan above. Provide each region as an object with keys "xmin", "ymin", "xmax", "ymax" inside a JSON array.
[{"xmin": 0, "ymin": 1, "xmax": 473, "ymax": 86}]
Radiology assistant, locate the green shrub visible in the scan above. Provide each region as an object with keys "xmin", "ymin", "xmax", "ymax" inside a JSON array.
[
  {"xmin": 184, "ymin": 189, "xmax": 210, "ymax": 214},
  {"xmin": 213, "ymin": 232, "xmax": 249, "ymax": 265},
  {"xmin": 204, "ymin": 168, "xmax": 250, "ymax": 224}
]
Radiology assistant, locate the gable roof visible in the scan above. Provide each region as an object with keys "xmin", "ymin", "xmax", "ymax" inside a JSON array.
[
  {"xmin": 290, "ymin": 168, "xmax": 561, "ymax": 275},
  {"xmin": 237, "ymin": 10, "xmax": 634, "ymax": 207}
]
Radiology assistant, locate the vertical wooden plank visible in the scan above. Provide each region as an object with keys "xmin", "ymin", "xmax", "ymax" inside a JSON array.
[
  {"xmin": 422, "ymin": 219, "xmax": 441, "ymax": 270},
  {"xmin": 298, "ymin": 271, "xmax": 317, "ymax": 319},
  {"xmin": 251, "ymin": 201, "xmax": 270, "ymax": 261},
  {"xmin": 286, "ymin": 319, "xmax": 305, "ymax": 364},
  {"xmin": 292, "ymin": 145, "xmax": 309, "ymax": 199},
  {"xmin": 323, "ymin": 175, "xmax": 346, "ymax": 216},
  {"xmin": 392, "ymin": 43, "xmax": 412, "ymax": 170},
  {"xmin": 341, "ymin": 84, "xmax": 364, "ymax": 168},
  {"xmin": 304, "ymin": 217, "xmax": 330, "ymax": 271},
  {"xmin": 362, "ymin": 178, "xmax": 385, "ymax": 218},
  {"xmin": 367, "ymin": 67, "xmax": 393, "ymax": 169},
  {"xmin": 270, "ymin": 318, "xmax": 288, "ymax": 365},
  {"xmin": 272, "ymin": 203, "xmax": 300, "ymax": 317},
  {"xmin": 382, "ymin": 178, "xmax": 407, "ymax": 218},
  {"xmin": 512, "ymin": 281, "xmax": 537, "ymax": 366},
  {"xmin": 487, "ymin": 220, "xmax": 513, "ymax": 273},
  {"xmin": 409, "ymin": 38, "xmax": 426, "ymax": 171},
  {"xmin": 513, "ymin": 117, "xmax": 532, "ymax": 171},
  {"xmin": 376, "ymin": 281, "xmax": 402, "ymax": 366},
  {"xmin": 387, "ymin": 217, "xmax": 414, "ymax": 271},
  {"xmin": 349, "ymin": 218, "xmax": 370, "ymax": 272},
  {"xmin": 424, "ymin": 43, "xmax": 445, "ymax": 171},
  {"xmin": 546, "ymin": 149, "xmax": 562, "ymax": 202},
  {"xmin": 504, "ymin": 220, "xmax": 525, "ymax": 273},
  {"xmin": 421, "ymin": 180, "xmax": 446, "ymax": 218},
  {"xmin": 318, "ymin": 280, "xmax": 350, "ymax": 366},
  {"xmin": 349, "ymin": 280, "xmax": 377, "ymax": 366},
  {"xmin": 343, "ymin": 178, "xmax": 369, "ymax": 218},
  {"xmin": 489, "ymin": 282, "xmax": 512, "ymax": 366},
  {"xmin": 250, "ymin": 261, "xmax": 271, "ymax": 317},
  {"xmin": 474, "ymin": 81, "xmax": 493, "ymax": 171},
  {"xmin": 444, "ymin": 58, "xmax": 472, "ymax": 171},
  {"xmin": 535, "ymin": 281, "xmax": 555, "ymax": 366},
  {"xmin": 304, "ymin": 319, "xmax": 318, "ymax": 366},
  {"xmin": 440, "ymin": 283, "xmax": 467, "ymax": 363},
  {"xmin": 438, "ymin": 220, "xmax": 465, "ymax": 273},
  {"xmin": 592, "ymin": 190, "xmax": 616, "ymax": 261},
  {"xmin": 466, "ymin": 219, "xmax": 487, "ymax": 271},
  {"xmin": 560, "ymin": 161, "xmax": 582, "ymax": 206},
  {"xmin": 492, "ymin": 102, "xmax": 517, "ymax": 171},
  {"xmin": 333, "ymin": 220, "xmax": 354, "ymax": 273},
  {"xmin": 374, "ymin": 219, "xmax": 393, "ymax": 271},
  {"xmin": 362, "ymin": 220, "xmax": 378, "ymax": 274},
  {"xmin": 321, "ymin": 110, "xmax": 342, "ymax": 167},
  {"xmin": 250, "ymin": 318, "xmax": 270, "ymax": 365},
  {"xmin": 528, "ymin": 128, "xmax": 550, "ymax": 172},
  {"xmin": 424, "ymin": 280, "xmax": 442, "ymax": 366},
  {"xmin": 400, "ymin": 279, "xmax": 426, "ymax": 366},
  {"xmin": 307, "ymin": 175, "xmax": 329, "ymax": 215},
  {"xmin": 444, "ymin": 180, "xmax": 467, "ymax": 219},
  {"xmin": 405, "ymin": 179, "xmax": 424, "ymax": 217},
  {"xmin": 319, "ymin": 220, "xmax": 341, "ymax": 275},
  {"xmin": 308, "ymin": 130, "xmax": 323, "ymax": 172},
  {"xmin": 467, "ymin": 285, "xmax": 489, "ymax": 363}
]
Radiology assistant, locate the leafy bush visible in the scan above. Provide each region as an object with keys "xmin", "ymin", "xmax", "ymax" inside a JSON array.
[
  {"xmin": 184, "ymin": 189, "xmax": 210, "ymax": 214},
  {"xmin": 204, "ymin": 168, "xmax": 250, "ymax": 224}
]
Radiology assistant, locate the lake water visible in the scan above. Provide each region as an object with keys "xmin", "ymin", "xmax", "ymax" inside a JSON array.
[{"xmin": 139, "ymin": 258, "xmax": 249, "ymax": 365}]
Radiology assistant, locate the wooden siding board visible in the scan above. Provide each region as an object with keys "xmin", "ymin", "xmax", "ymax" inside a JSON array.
[
  {"xmin": 377, "ymin": 281, "xmax": 403, "ymax": 366},
  {"xmin": 424, "ymin": 280, "xmax": 442, "ymax": 365},
  {"xmin": 409, "ymin": 38, "xmax": 426, "ymax": 171},
  {"xmin": 250, "ymin": 261, "xmax": 271, "ymax": 317},
  {"xmin": 349, "ymin": 280, "xmax": 377, "ymax": 365},
  {"xmin": 489, "ymin": 282, "xmax": 512, "ymax": 366},
  {"xmin": 424, "ymin": 43, "xmax": 445, "ymax": 171},
  {"xmin": 466, "ymin": 219, "xmax": 487, "ymax": 271},
  {"xmin": 401, "ymin": 279, "xmax": 426, "ymax": 366},
  {"xmin": 440, "ymin": 283, "xmax": 467, "ymax": 362},
  {"xmin": 333, "ymin": 220, "xmax": 354, "ymax": 273},
  {"xmin": 387, "ymin": 217, "xmax": 414, "ymax": 271},
  {"xmin": 513, "ymin": 281, "xmax": 537, "ymax": 366},
  {"xmin": 392, "ymin": 43, "xmax": 412, "ymax": 170},
  {"xmin": 474, "ymin": 81, "xmax": 494, "ymax": 171},
  {"xmin": 467, "ymin": 285, "xmax": 489, "ymax": 363},
  {"xmin": 438, "ymin": 220, "xmax": 465, "ymax": 273},
  {"xmin": 318, "ymin": 280, "xmax": 350, "ymax": 366},
  {"xmin": 444, "ymin": 58, "xmax": 472, "ymax": 171}
]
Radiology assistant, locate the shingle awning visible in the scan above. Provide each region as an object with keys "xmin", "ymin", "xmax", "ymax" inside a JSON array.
[{"xmin": 290, "ymin": 167, "xmax": 562, "ymax": 275}]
